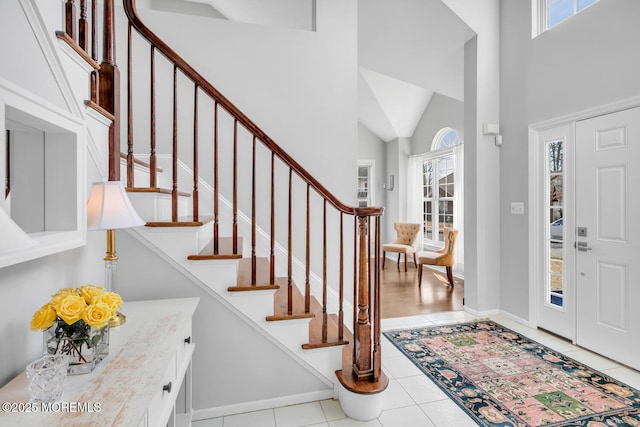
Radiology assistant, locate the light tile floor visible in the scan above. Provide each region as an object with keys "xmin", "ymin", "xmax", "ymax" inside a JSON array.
[{"xmin": 194, "ymin": 312, "xmax": 640, "ymax": 427}]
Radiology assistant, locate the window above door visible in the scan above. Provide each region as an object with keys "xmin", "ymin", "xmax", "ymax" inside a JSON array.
[{"xmin": 533, "ymin": 0, "xmax": 600, "ymax": 37}]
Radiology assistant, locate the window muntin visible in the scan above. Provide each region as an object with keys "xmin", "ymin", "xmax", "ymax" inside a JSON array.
[{"xmin": 546, "ymin": 139, "xmax": 564, "ymax": 308}]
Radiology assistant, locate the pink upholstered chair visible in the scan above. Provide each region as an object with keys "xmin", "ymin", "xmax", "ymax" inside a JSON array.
[
  {"xmin": 382, "ymin": 223, "xmax": 421, "ymax": 272},
  {"xmin": 417, "ymin": 227, "xmax": 458, "ymax": 287}
]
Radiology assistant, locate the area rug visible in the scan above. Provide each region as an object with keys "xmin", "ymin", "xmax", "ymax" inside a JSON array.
[{"xmin": 383, "ymin": 321, "xmax": 640, "ymax": 426}]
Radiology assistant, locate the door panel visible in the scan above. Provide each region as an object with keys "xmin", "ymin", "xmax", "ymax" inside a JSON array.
[{"xmin": 576, "ymin": 107, "xmax": 640, "ymax": 370}]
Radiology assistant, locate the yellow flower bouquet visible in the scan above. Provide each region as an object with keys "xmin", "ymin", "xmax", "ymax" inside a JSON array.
[{"xmin": 30, "ymin": 285, "xmax": 122, "ymax": 374}]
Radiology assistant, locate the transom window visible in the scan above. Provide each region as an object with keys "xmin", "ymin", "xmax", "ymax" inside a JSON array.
[{"xmin": 534, "ymin": 0, "xmax": 600, "ymax": 36}]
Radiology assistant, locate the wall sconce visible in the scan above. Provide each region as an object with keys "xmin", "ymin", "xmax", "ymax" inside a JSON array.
[
  {"xmin": 383, "ymin": 174, "xmax": 394, "ymax": 191},
  {"xmin": 482, "ymin": 123, "xmax": 502, "ymax": 147}
]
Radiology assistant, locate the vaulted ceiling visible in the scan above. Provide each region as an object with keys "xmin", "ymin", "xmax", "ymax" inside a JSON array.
[{"xmin": 160, "ymin": 0, "xmax": 474, "ymax": 142}]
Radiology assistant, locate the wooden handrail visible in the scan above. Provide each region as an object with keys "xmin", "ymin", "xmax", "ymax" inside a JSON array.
[
  {"xmin": 122, "ymin": 0, "xmax": 380, "ymax": 218},
  {"xmin": 114, "ymin": 0, "xmax": 386, "ymax": 393}
]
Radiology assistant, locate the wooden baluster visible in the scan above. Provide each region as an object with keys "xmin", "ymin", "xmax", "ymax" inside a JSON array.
[
  {"xmin": 90, "ymin": 0, "xmax": 97, "ymax": 103},
  {"xmin": 287, "ymin": 168, "xmax": 293, "ymax": 314},
  {"xmin": 338, "ymin": 212, "xmax": 344, "ymax": 340},
  {"xmin": 353, "ymin": 215, "xmax": 373, "ymax": 380},
  {"xmin": 232, "ymin": 120, "xmax": 238, "ymax": 254},
  {"xmin": 251, "ymin": 136, "xmax": 257, "ymax": 286},
  {"xmin": 270, "ymin": 153, "xmax": 275, "ymax": 284},
  {"xmin": 149, "ymin": 47, "xmax": 157, "ymax": 188},
  {"xmin": 78, "ymin": 0, "xmax": 88, "ymax": 51},
  {"xmin": 126, "ymin": 23, "xmax": 134, "ymax": 188},
  {"xmin": 213, "ymin": 102, "xmax": 219, "ymax": 254},
  {"xmin": 352, "ymin": 216, "xmax": 357, "ymax": 366},
  {"xmin": 367, "ymin": 215, "xmax": 372, "ymax": 320},
  {"xmin": 91, "ymin": 0, "xmax": 97, "ymax": 61},
  {"xmin": 305, "ymin": 184, "xmax": 310, "ymax": 312},
  {"xmin": 322, "ymin": 199, "xmax": 327, "ymax": 342},
  {"xmin": 192, "ymin": 85, "xmax": 199, "ymax": 222},
  {"xmin": 100, "ymin": 0, "xmax": 120, "ymax": 181},
  {"xmin": 373, "ymin": 215, "xmax": 382, "ymax": 381},
  {"xmin": 5, "ymin": 131, "xmax": 10, "ymax": 199},
  {"xmin": 171, "ymin": 64, "xmax": 178, "ymax": 222},
  {"xmin": 65, "ymin": 0, "xmax": 76, "ymax": 41}
]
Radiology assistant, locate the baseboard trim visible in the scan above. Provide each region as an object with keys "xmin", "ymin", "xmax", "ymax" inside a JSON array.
[
  {"xmin": 192, "ymin": 389, "xmax": 335, "ymax": 421},
  {"xmin": 498, "ymin": 310, "xmax": 534, "ymax": 328},
  {"xmin": 463, "ymin": 306, "xmax": 500, "ymax": 318}
]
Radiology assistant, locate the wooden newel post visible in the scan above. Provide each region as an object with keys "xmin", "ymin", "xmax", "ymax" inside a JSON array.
[
  {"xmin": 353, "ymin": 215, "xmax": 374, "ymax": 380},
  {"xmin": 99, "ymin": 0, "xmax": 121, "ymax": 181}
]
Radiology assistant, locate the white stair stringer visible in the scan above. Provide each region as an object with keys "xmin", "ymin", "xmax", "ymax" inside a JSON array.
[{"xmin": 129, "ymin": 222, "xmax": 348, "ymax": 399}]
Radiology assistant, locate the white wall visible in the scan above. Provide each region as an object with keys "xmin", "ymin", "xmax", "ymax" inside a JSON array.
[
  {"xmin": 357, "ymin": 122, "xmax": 387, "ymax": 240},
  {"xmin": 441, "ymin": 0, "xmax": 500, "ymax": 313},
  {"xmin": 411, "ymin": 93, "xmax": 464, "ymax": 155},
  {"xmin": 132, "ymin": 0, "xmax": 358, "ymax": 205},
  {"xmin": 499, "ymin": 0, "xmax": 640, "ymax": 321}
]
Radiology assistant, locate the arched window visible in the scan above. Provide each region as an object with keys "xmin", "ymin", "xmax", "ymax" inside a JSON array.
[
  {"xmin": 422, "ymin": 128, "xmax": 462, "ymax": 246},
  {"xmin": 431, "ymin": 127, "xmax": 460, "ymax": 151}
]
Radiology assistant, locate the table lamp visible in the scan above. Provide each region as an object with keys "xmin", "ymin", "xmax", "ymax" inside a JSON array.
[{"xmin": 86, "ymin": 181, "xmax": 145, "ymax": 326}]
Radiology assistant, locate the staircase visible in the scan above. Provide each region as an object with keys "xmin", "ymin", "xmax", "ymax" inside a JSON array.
[{"xmin": 57, "ymin": 0, "xmax": 388, "ymax": 418}]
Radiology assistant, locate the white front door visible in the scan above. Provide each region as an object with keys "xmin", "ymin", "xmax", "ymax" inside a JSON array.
[{"xmin": 575, "ymin": 107, "xmax": 640, "ymax": 370}]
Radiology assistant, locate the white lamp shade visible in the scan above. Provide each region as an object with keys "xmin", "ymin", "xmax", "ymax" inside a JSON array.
[
  {"xmin": 0, "ymin": 206, "xmax": 39, "ymax": 254},
  {"xmin": 87, "ymin": 181, "xmax": 145, "ymax": 230}
]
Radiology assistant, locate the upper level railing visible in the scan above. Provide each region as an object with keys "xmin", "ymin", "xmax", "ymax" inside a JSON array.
[{"xmin": 61, "ymin": 0, "xmax": 387, "ymax": 391}]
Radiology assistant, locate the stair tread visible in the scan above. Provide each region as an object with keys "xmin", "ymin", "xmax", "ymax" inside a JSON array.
[
  {"xmin": 126, "ymin": 187, "xmax": 191, "ymax": 197},
  {"xmin": 237, "ymin": 257, "xmax": 271, "ymax": 286},
  {"xmin": 146, "ymin": 215, "xmax": 213, "ymax": 227},
  {"xmin": 189, "ymin": 236, "xmax": 244, "ymax": 261},
  {"xmin": 197, "ymin": 237, "xmax": 244, "ymax": 257},
  {"xmin": 266, "ymin": 277, "xmax": 314, "ymax": 321},
  {"xmin": 303, "ymin": 308, "xmax": 350, "ymax": 350}
]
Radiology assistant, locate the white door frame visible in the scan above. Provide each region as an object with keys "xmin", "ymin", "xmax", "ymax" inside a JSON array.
[{"xmin": 528, "ymin": 96, "xmax": 640, "ymax": 334}]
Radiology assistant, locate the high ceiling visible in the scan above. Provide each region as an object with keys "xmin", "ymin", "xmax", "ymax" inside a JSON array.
[{"xmin": 162, "ymin": 0, "xmax": 475, "ymax": 142}]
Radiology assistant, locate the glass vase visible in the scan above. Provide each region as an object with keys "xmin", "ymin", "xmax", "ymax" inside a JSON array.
[{"xmin": 43, "ymin": 319, "xmax": 109, "ymax": 375}]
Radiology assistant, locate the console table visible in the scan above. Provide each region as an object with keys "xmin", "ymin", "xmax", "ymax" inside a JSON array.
[{"xmin": 0, "ymin": 297, "xmax": 199, "ymax": 426}]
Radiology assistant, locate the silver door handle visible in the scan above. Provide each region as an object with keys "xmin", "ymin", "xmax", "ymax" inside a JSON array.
[{"xmin": 576, "ymin": 241, "xmax": 592, "ymax": 252}]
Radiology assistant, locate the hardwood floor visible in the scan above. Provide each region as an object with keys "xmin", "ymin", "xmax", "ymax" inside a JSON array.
[{"xmin": 380, "ymin": 258, "xmax": 464, "ymax": 319}]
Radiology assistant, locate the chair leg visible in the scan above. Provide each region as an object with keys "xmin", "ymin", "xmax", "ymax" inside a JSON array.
[
  {"xmin": 404, "ymin": 253, "xmax": 408, "ymax": 272},
  {"xmin": 418, "ymin": 264, "xmax": 423, "ymax": 287},
  {"xmin": 397, "ymin": 253, "xmax": 400, "ymax": 271},
  {"xmin": 382, "ymin": 251, "xmax": 386, "ymax": 269},
  {"xmin": 446, "ymin": 266, "xmax": 454, "ymax": 287},
  {"xmin": 413, "ymin": 253, "xmax": 417, "ymax": 268}
]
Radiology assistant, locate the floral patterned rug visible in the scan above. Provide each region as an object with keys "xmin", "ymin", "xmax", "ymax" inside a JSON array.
[{"xmin": 383, "ymin": 321, "xmax": 640, "ymax": 426}]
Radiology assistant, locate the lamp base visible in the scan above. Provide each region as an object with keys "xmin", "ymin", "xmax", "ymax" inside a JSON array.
[{"xmin": 109, "ymin": 311, "xmax": 126, "ymax": 328}]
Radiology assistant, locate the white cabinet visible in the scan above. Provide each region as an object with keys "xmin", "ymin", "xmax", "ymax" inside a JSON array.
[{"xmin": 0, "ymin": 298, "xmax": 199, "ymax": 427}]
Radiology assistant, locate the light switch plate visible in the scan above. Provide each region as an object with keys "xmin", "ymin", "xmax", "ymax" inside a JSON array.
[{"xmin": 511, "ymin": 202, "xmax": 525, "ymax": 215}]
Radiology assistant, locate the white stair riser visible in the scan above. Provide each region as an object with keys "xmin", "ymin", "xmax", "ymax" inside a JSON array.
[{"xmin": 129, "ymin": 193, "xmax": 190, "ymax": 222}]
